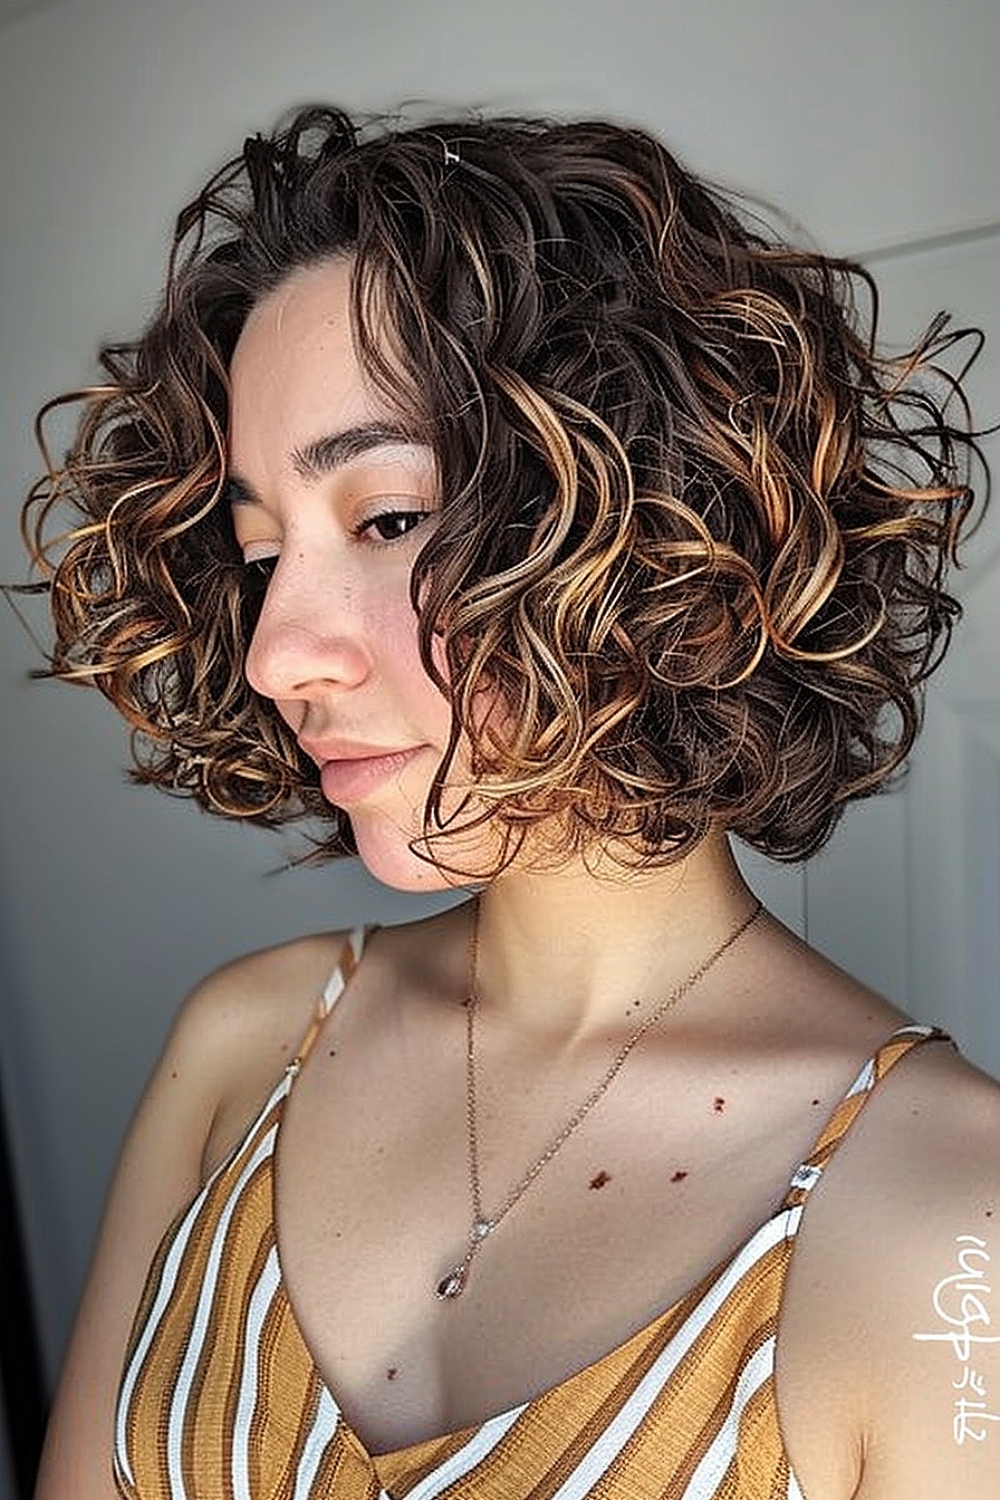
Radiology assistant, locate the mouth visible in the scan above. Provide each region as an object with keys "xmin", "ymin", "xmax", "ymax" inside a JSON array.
[{"xmin": 311, "ymin": 746, "xmax": 426, "ymax": 806}]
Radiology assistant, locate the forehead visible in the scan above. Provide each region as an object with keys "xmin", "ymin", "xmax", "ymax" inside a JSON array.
[
  {"xmin": 232, "ymin": 253, "xmax": 359, "ymax": 405},
  {"xmin": 229, "ymin": 256, "xmax": 426, "ymax": 489},
  {"xmin": 234, "ymin": 256, "xmax": 355, "ymax": 357}
]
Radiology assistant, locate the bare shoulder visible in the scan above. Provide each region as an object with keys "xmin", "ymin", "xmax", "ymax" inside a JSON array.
[
  {"xmin": 838, "ymin": 1039, "xmax": 999, "ymax": 1255},
  {"xmin": 33, "ymin": 927, "xmax": 351, "ymax": 1500},
  {"xmin": 780, "ymin": 1036, "xmax": 1000, "ymax": 1500},
  {"xmin": 178, "ymin": 930, "xmax": 351, "ymax": 1174},
  {"xmin": 853, "ymin": 1043, "xmax": 1000, "ymax": 1497},
  {"xmin": 178, "ymin": 931, "xmax": 348, "ymax": 1060}
]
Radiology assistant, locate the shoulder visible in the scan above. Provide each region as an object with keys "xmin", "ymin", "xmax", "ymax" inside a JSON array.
[
  {"xmin": 831, "ymin": 1038, "xmax": 999, "ymax": 1254},
  {"xmin": 781, "ymin": 1035, "xmax": 1000, "ymax": 1500},
  {"xmin": 31, "ymin": 928, "xmax": 355, "ymax": 1500},
  {"xmin": 175, "ymin": 930, "xmax": 353, "ymax": 1175},
  {"xmin": 853, "ymin": 1043, "xmax": 1000, "ymax": 1497},
  {"xmin": 174, "ymin": 930, "xmax": 350, "ymax": 1058}
]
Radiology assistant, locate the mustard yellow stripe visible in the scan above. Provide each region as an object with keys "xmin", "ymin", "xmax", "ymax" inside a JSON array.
[
  {"xmin": 375, "ymin": 1424, "xmax": 480, "ymax": 1495},
  {"xmin": 120, "ymin": 1100, "xmax": 284, "ymax": 1499},
  {"xmin": 126, "ymin": 1179, "xmax": 232, "ymax": 1500},
  {"xmin": 250, "ymin": 1269, "xmax": 322, "ymax": 1495},
  {"xmin": 717, "ymin": 1371, "xmax": 788, "ymax": 1500},
  {"xmin": 588, "ymin": 1257, "xmax": 786, "ymax": 1499},
  {"xmin": 191, "ymin": 1164, "xmax": 274, "ymax": 1496},
  {"xmin": 318, "ymin": 1428, "xmax": 387, "ymax": 1500}
]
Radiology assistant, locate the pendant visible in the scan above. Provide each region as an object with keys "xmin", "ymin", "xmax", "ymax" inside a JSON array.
[
  {"xmin": 436, "ymin": 1263, "xmax": 469, "ymax": 1299},
  {"xmin": 435, "ymin": 1221, "xmax": 494, "ymax": 1299}
]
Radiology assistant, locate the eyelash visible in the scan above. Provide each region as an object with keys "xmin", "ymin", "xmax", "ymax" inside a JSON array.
[
  {"xmin": 238, "ymin": 507, "xmax": 434, "ymax": 574},
  {"xmin": 355, "ymin": 508, "xmax": 434, "ymax": 543}
]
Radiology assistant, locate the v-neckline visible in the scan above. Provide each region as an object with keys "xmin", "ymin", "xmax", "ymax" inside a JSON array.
[
  {"xmin": 264, "ymin": 929, "xmax": 786, "ymax": 1473},
  {"xmin": 261, "ymin": 934, "xmax": 941, "ymax": 1495},
  {"xmin": 267, "ymin": 1068, "xmax": 794, "ymax": 1481}
]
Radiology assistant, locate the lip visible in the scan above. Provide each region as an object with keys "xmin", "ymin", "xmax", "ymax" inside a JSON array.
[{"xmin": 306, "ymin": 743, "xmax": 426, "ymax": 806}]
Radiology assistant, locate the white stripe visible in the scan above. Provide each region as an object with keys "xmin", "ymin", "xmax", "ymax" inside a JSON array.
[
  {"xmin": 787, "ymin": 1467, "xmax": 807, "ymax": 1500},
  {"xmin": 114, "ymin": 1180, "xmax": 217, "ymax": 1487},
  {"xmin": 845, "ymin": 1057, "xmax": 875, "ymax": 1097},
  {"xmin": 679, "ymin": 1335, "xmax": 775, "ymax": 1498},
  {"xmin": 230, "ymin": 1246, "xmax": 282, "ymax": 1500},
  {"xmin": 114, "ymin": 1071, "xmax": 290, "ymax": 1489},
  {"xmin": 290, "ymin": 1385, "xmax": 342, "ymax": 1500},
  {"xmin": 166, "ymin": 1123, "xmax": 282, "ymax": 1500},
  {"xmin": 321, "ymin": 927, "xmax": 366, "ymax": 1014},
  {"xmin": 548, "ymin": 1208, "xmax": 797, "ymax": 1500},
  {"xmin": 402, "ymin": 1405, "xmax": 527, "ymax": 1500}
]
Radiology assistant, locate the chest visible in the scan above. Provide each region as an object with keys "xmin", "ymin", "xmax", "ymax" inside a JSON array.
[
  {"xmin": 117, "ymin": 1087, "xmax": 803, "ymax": 1500},
  {"xmin": 269, "ymin": 1022, "xmax": 835, "ymax": 1454},
  {"xmin": 116, "ymin": 1011, "xmax": 896, "ymax": 1500}
]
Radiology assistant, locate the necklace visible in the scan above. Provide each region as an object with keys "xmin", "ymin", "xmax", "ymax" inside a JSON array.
[{"xmin": 435, "ymin": 897, "xmax": 764, "ymax": 1299}]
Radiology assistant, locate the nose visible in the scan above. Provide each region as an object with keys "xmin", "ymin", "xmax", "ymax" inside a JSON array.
[{"xmin": 244, "ymin": 557, "xmax": 372, "ymax": 705}]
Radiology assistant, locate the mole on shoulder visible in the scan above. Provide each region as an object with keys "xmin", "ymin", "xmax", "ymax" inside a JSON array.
[
  {"xmin": 712, "ymin": 1096, "xmax": 725, "ymax": 1113},
  {"xmin": 589, "ymin": 1169, "xmax": 612, "ymax": 1190},
  {"xmin": 671, "ymin": 1169, "xmax": 689, "ymax": 1183},
  {"xmin": 386, "ymin": 1367, "xmax": 398, "ymax": 1381}
]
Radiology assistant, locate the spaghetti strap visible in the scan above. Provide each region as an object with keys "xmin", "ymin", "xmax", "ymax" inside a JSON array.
[
  {"xmin": 780, "ymin": 1022, "xmax": 953, "ymax": 1211},
  {"xmin": 320, "ymin": 925, "xmax": 369, "ymax": 1015},
  {"xmin": 285, "ymin": 926, "xmax": 372, "ymax": 1078}
]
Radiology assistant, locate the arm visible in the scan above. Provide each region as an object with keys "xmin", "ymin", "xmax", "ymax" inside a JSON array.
[
  {"xmin": 779, "ymin": 1042, "xmax": 1000, "ymax": 1500},
  {"xmin": 853, "ymin": 1056, "xmax": 1000, "ymax": 1500},
  {"xmin": 33, "ymin": 935, "xmax": 340, "ymax": 1500}
]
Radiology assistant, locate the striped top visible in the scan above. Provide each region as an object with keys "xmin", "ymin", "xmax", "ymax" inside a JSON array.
[{"xmin": 113, "ymin": 932, "xmax": 948, "ymax": 1500}]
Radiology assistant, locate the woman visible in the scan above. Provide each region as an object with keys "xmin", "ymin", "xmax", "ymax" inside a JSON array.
[{"xmin": 25, "ymin": 107, "xmax": 999, "ymax": 1500}]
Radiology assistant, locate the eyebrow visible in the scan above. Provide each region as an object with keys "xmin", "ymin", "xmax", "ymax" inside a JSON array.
[{"xmin": 226, "ymin": 420, "xmax": 429, "ymax": 506}]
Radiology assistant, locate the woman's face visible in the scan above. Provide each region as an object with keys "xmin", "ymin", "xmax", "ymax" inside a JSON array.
[{"xmin": 227, "ymin": 258, "xmax": 471, "ymax": 890}]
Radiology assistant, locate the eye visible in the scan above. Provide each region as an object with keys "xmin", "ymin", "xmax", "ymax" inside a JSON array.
[
  {"xmin": 357, "ymin": 509, "xmax": 434, "ymax": 543},
  {"xmin": 238, "ymin": 541, "xmax": 280, "ymax": 580}
]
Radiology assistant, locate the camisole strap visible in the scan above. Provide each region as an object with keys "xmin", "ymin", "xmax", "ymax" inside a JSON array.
[
  {"xmin": 780, "ymin": 1022, "xmax": 953, "ymax": 1212},
  {"xmin": 285, "ymin": 925, "xmax": 372, "ymax": 1078},
  {"xmin": 320, "ymin": 925, "xmax": 369, "ymax": 1015}
]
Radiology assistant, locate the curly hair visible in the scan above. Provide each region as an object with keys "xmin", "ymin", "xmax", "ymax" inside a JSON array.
[{"xmin": 22, "ymin": 105, "xmax": 985, "ymax": 870}]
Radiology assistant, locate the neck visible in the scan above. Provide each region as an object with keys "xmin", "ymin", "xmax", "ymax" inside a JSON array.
[{"xmin": 471, "ymin": 831, "xmax": 758, "ymax": 1041}]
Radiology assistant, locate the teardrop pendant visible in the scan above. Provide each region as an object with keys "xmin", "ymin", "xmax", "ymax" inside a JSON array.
[{"xmin": 435, "ymin": 1263, "xmax": 469, "ymax": 1299}]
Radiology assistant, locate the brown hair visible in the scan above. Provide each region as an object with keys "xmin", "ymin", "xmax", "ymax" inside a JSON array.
[{"xmin": 22, "ymin": 105, "xmax": 985, "ymax": 869}]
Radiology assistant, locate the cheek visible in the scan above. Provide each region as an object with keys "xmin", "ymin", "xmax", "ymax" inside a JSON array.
[
  {"xmin": 373, "ymin": 594, "xmax": 453, "ymax": 730},
  {"xmin": 374, "ymin": 593, "xmax": 430, "ymax": 673}
]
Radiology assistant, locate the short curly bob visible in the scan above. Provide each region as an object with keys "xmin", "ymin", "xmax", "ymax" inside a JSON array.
[{"xmin": 23, "ymin": 105, "xmax": 985, "ymax": 870}]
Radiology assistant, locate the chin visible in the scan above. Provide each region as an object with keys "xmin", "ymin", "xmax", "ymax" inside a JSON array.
[
  {"xmin": 348, "ymin": 803, "xmax": 500, "ymax": 893},
  {"xmin": 347, "ymin": 807, "xmax": 463, "ymax": 892}
]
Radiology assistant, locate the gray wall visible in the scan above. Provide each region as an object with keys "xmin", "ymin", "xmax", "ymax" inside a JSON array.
[{"xmin": 2, "ymin": 0, "xmax": 999, "ymax": 1394}]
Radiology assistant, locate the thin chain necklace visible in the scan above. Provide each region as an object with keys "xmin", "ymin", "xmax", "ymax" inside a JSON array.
[{"xmin": 435, "ymin": 896, "xmax": 764, "ymax": 1299}]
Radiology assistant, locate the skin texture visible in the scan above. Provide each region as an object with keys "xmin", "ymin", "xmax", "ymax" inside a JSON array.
[
  {"xmin": 229, "ymin": 261, "xmax": 460, "ymax": 891},
  {"xmin": 34, "ymin": 260, "xmax": 1000, "ymax": 1500}
]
